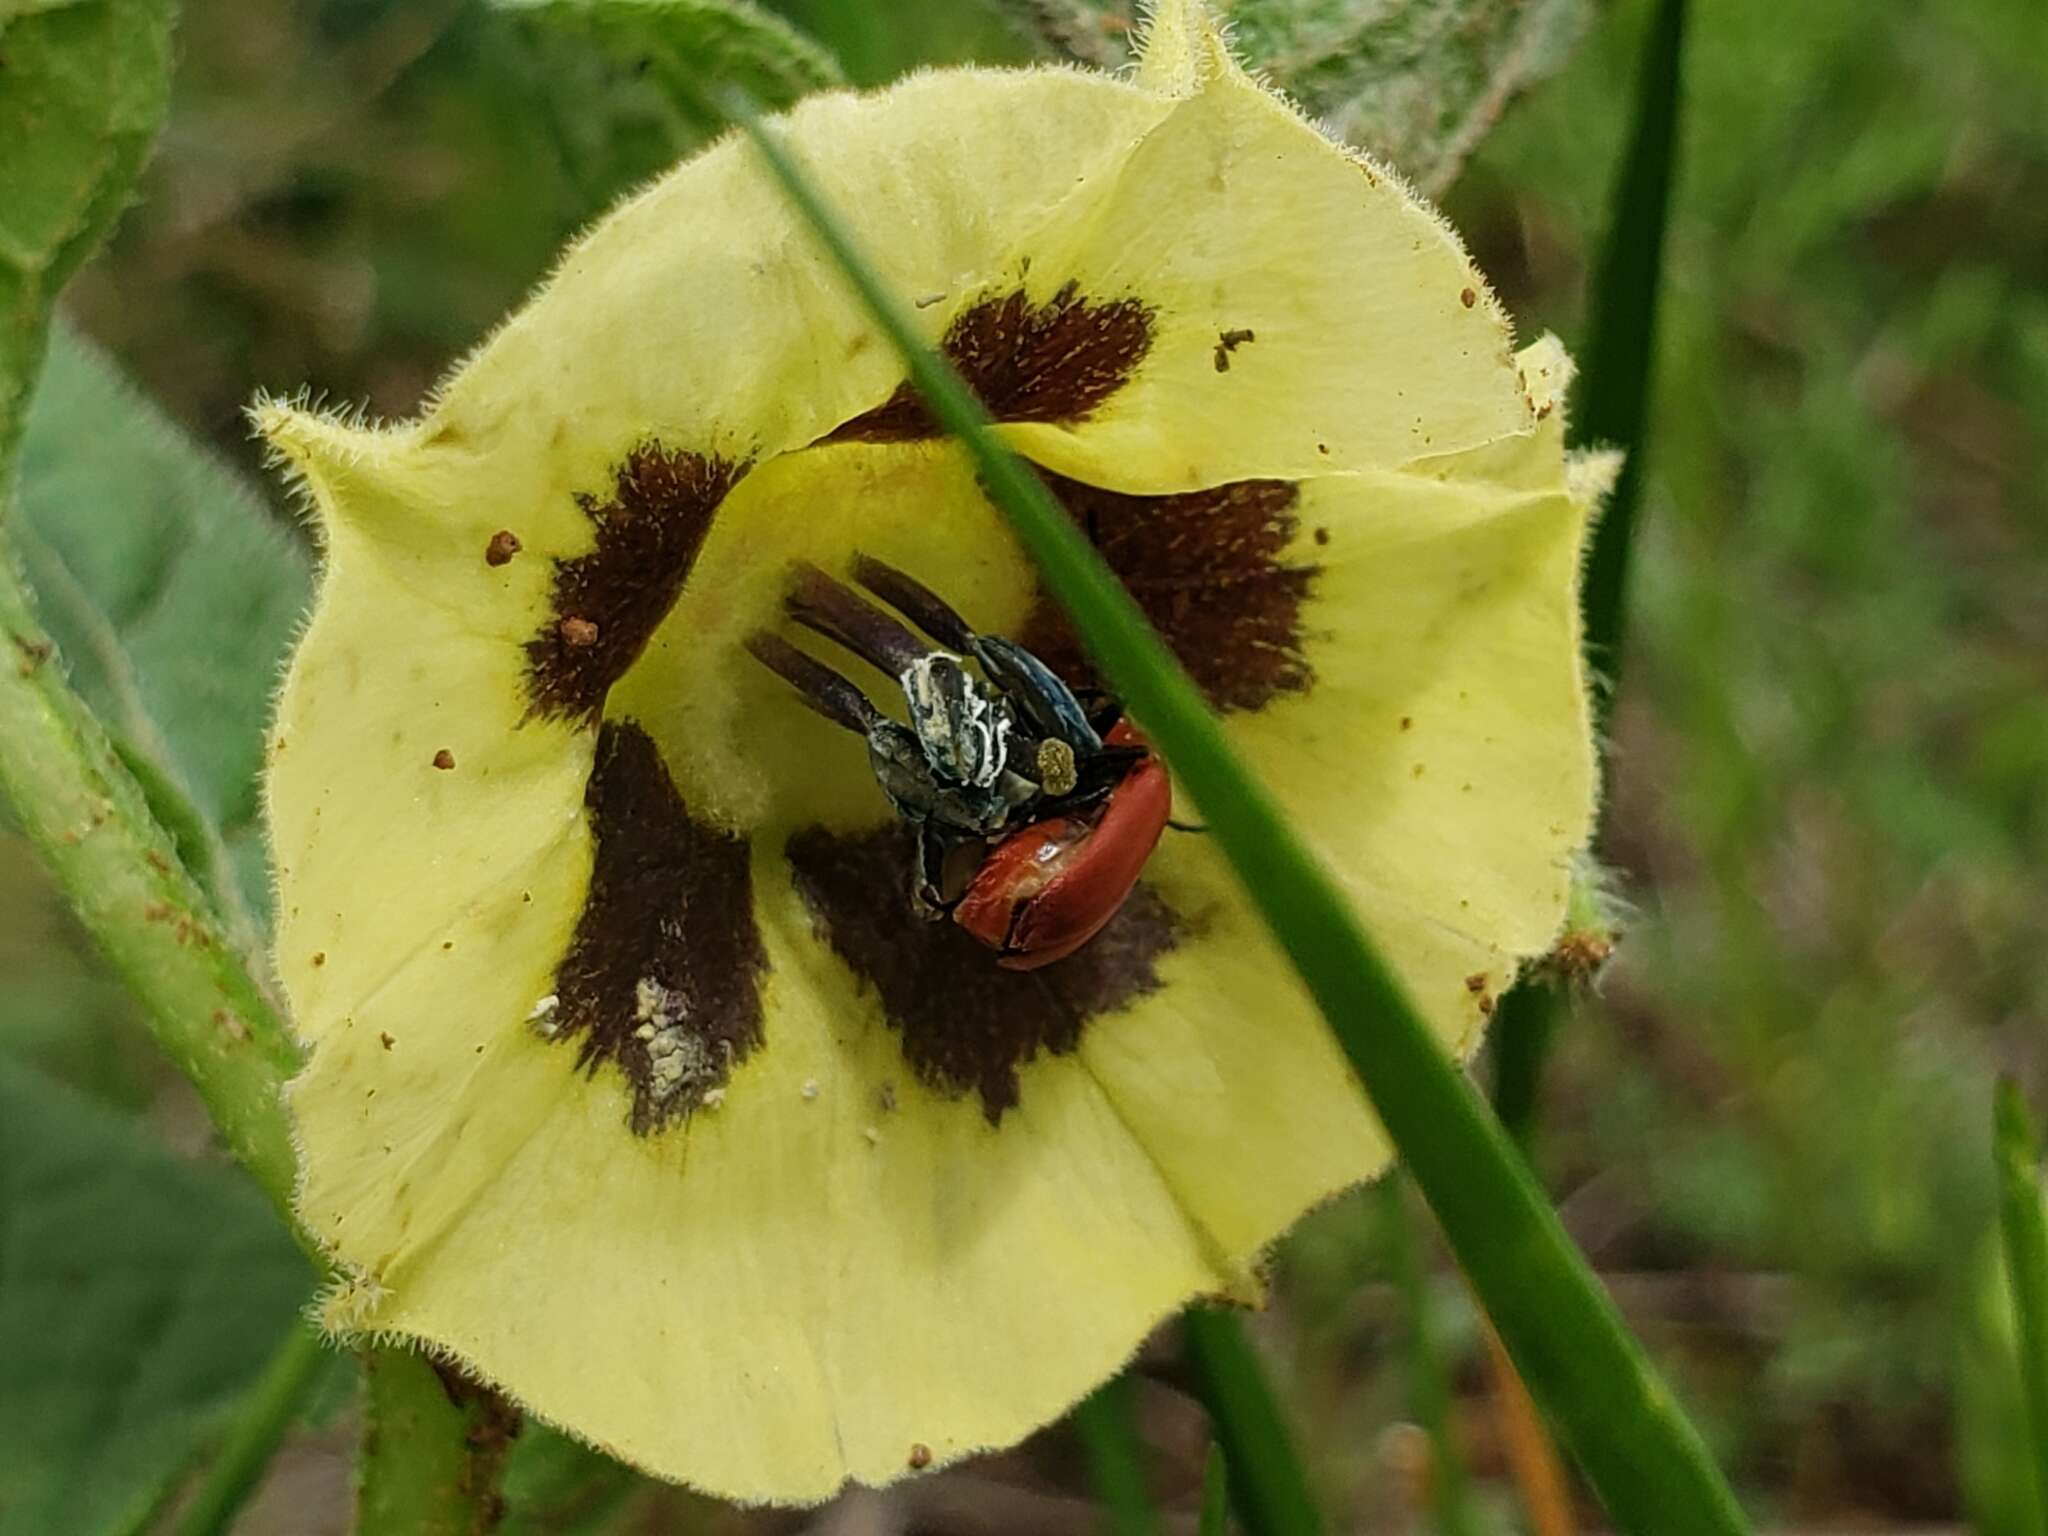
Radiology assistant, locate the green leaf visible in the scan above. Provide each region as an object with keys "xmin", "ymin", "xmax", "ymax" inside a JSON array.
[
  {"xmin": 0, "ymin": 1060, "xmax": 313, "ymax": 1536},
  {"xmin": 996, "ymin": 0, "xmax": 1585, "ymax": 194},
  {"xmin": 1993, "ymin": 1079, "xmax": 2048, "ymax": 1536},
  {"xmin": 725, "ymin": 88, "xmax": 1754, "ymax": 1536},
  {"xmin": 0, "ymin": 0, "xmax": 172, "ymax": 476},
  {"xmin": 13, "ymin": 326, "xmax": 312, "ymax": 935},
  {"xmin": 493, "ymin": 0, "xmax": 843, "ymax": 210}
]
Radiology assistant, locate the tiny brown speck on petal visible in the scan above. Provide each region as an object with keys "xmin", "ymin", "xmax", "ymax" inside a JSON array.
[
  {"xmin": 527, "ymin": 444, "xmax": 747, "ymax": 723},
  {"xmin": 312, "ymin": 951, "xmax": 327, "ymax": 967},
  {"xmin": 432, "ymin": 749, "xmax": 456, "ymax": 770},
  {"xmin": 1212, "ymin": 327, "xmax": 1256, "ymax": 372},
  {"xmin": 380, "ymin": 1031, "xmax": 395, "ymax": 1050},
  {"xmin": 1465, "ymin": 972, "xmax": 1487, "ymax": 993},
  {"xmin": 908, "ymin": 1444, "xmax": 932, "ymax": 1471},
  {"xmin": 484, "ymin": 530, "xmax": 522, "ymax": 566},
  {"xmin": 1460, "ymin": 287, "xmax": 1477, "ymax": 308},
  {"xmin": 1400, "ymin": 717, "xmax": 1413, "ymax": 731}
]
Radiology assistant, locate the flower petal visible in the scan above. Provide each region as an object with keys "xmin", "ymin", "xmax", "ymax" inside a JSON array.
[
  {"xmin": 997, "ymin": 64, "xmax": 1530, "ymax": 491},
  {"xmin": 314, "ymin": 850, "xmax": 1225, "ymax": 1502},
  {"xmin": 264, "ymin": 511, "xmax": 593, "ymax": 1021}
]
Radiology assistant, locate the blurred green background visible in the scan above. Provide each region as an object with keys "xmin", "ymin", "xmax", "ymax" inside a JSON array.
[{"xmin": 4, "ymin": 0, "xmax": 2044, "ymax": 1529}]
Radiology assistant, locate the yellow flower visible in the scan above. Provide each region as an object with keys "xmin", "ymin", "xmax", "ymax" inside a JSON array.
[{"xmin": 258, "ymin": 0, "xmax": 1601, "ymax": 1503}]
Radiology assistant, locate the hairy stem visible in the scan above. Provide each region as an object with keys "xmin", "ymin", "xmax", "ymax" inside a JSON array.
[
  {"xmin": 357, "ymin": 1350, "xmax": 521, "ymax": 1536},
  {"xmin": 0, "ymin": 540, "xmax": 300, "ymax": 1212}
]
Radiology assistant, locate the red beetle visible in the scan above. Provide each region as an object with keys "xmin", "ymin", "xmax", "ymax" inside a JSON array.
[{"xmin": 952, "ymin": 722, "xmax": 1172, "ymax": 970}]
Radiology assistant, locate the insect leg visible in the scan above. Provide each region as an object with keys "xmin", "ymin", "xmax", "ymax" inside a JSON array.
[
  {"xmin": 849, "ymin": 553, "xmax": 979, "ymax": 651},
  {"xmin": 784, "ymin": 561, "xmax": 933, "ymax": 677},
  {"xmin": 745, "ymin": 631, "xmax": 885, "ymax": 735}
]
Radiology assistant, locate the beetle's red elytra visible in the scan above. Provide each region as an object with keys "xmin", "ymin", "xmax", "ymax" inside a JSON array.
[{"xmin": 953, "ymin": 722, "xmax": 1171, "ymax": 970}]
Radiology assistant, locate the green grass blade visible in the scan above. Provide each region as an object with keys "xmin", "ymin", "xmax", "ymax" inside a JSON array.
[
  {"xmin": 728, "ymin": 91, "xmax": 1752, "ymax": 1536},
  {"xmin": 1182, "ymin": 1310, "xmax": 1321, "ymax": 1536},
  {"xmin": 1574, "ymin": 0, "xmax": 1689, "ymax": 705},
  {"xmin": 1198, "ymin": 1441, "xmax": 1232, "ymax": 1536},
  {"xmin": 1072, "ymin": 1375, "xmax": 1160, "ymax": 1536},
  {"xmin": 1995, "ymin": 1078, "xmax": 2048, "ymax": 1534}
]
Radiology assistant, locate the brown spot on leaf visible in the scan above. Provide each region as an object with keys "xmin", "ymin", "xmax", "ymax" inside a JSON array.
[
  {"xmin": 1213, "ymin": 327, "xmax": 1256, "ymax": 372},
  {"xmin": 1022, "ymin": 475, "xmax": 1313, "ymax": 713},
  {"xmin": 548, "ymin": 721, "xmax": 767, "ymax": 1134},
  {"xmin": 484, "ymin": 529, "xmax": 522, "ymax": 566},
  {"xmin": 432, "ymin": 749, "xmax": 456, "ymax": 771},
  {"xmin": 826, "ymin": 282, "xmax": 1154, "ymax": 443},
  {"xmin": 787, "ymin": 824, "xmax": 1176, "ymax": 1123},
  {"xmin": 526, "ymin": 444, "xmax": 746, "ymax": 723}
]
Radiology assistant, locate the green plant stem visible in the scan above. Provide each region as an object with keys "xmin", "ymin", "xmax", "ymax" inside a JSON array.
[
  {"xmin": 1994, "ymin": 1078, "xmax": 2048, "ymax": 1535},
  {"xmin": 172, "ymin": 1324, "xmax": 329, "ymax": 1536},
  {"xmin": 1574, "ymin": 0, "xmax": 1689, "ymax": 709},
  {"xmin": 0, "ymin": 542, "xmax": 300, "ymax": 1212},
  {"xmin": 1072, "ymin": 1374, "xmax": 1159, "ymax": 1536},
  {"xmin": 1492, "ymin": 0, "xmax": 1691, "ymax": 1226},
  {"xmin": 1490, "ymin": 979, "xmax": 1559, "ymax": 1156},
  {"xmin": 358, "ymin": 1349, "xmax": 521, "ymax": 1536},
  {"xmin": 1182, "ymin": 1310, "xmax": 1321, "ymax": 1536},
  {"xmin": 1379, "ymin": 1180, "xmax": 1481, "ymax": 1536},
  {"xmin": 732, "ymin": 93, "xmax": 1752, "ymax": 1536},
  {"xmin": 1198, "ymin": 1442, "xmax": 1231, "ymax": 1536}
]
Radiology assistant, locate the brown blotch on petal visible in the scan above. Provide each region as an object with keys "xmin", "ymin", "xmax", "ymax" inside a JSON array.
[
  {"xmin": 826, "ymin": 282, "xmax": 1154, "ymax": 444},
  {"xmin": 787, "ymin": 824, "xmax": 1177, "ymax": 1123},
  {"xmin": 432, "ymin": 749, "xmax": 456, "ymax": 771},
  {"xmin": 1022, "ymin": 475, "xmax": 1314, "ymax": 714},
  {"xmin": 484, "ymin": 529, "xmax": 522, "ymax": 566},
  {"xmin": 548, "ymin": 720, "xmax": 767, "ymax": 1134},
  {"xmin": 1460, "ymin": 287, "xmax": 1478, "ymax": 309},
  {"xmin": 525, "ymin": 444, "xmax": 746, "ymax": 724}
]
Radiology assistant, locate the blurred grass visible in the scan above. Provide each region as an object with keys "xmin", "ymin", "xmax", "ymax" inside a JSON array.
[{"xmin": 6, "ymin": 0, "xmax": 2044, "ymax": 1527}]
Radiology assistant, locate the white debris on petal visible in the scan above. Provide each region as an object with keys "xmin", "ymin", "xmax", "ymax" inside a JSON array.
[
  {"xmin": 801, "ymin": 1079, "xmax": 820, "ymax": 1102},
  {"xmin": 700, "ymin": 1087, "xmax": 727, "ymax": 1110},
  {"xmin": 878, "ymin": 1083, "xmax": 898, "ymax": 1114},
  {"xmin": 632, "ymin": 975, "xmax": 715, "ymax": 1105},
  {"xmin": 526, "ymin": 994, "xmax": 563, "ymax": 1041},
  {"xmin": 863, "ymin": 1125, "xmax": 883, "ymax": 1147}
]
